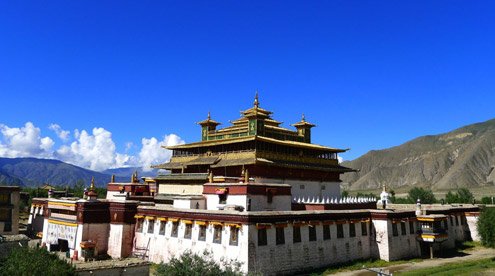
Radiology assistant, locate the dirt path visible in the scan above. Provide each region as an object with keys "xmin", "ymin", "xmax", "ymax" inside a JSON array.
[{"xmin": 331, "ymin": 248, "xmax": 495, "ymax": 276}]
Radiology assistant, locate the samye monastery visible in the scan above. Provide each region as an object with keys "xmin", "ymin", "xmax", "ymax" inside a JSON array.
[{"xmin": 28, "ymin": 95, "xmax": 481, "ymax": 275}]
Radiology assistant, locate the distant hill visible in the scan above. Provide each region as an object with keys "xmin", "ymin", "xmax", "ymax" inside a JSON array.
[
  {"xmin": 0, "ymin": 157, "xmax": 127, "ymax": 187},
  {"xmin": 342, "ymin": 118, "xmax": 495, "ymax": 191}
]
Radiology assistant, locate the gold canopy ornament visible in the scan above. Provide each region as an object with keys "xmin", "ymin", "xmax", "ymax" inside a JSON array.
[
  {"xmin": 90, "ymin": 176, "xmax": 95, "ymax": 191},
  {"xmin": 254, "ymin": 90, "xmax": 259, "ymax": 108}
]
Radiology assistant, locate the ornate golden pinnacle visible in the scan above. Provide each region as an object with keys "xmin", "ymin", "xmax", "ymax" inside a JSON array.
[{"xmin": 254, "ymin": 90, "xmax": 259, "ymax": 108}]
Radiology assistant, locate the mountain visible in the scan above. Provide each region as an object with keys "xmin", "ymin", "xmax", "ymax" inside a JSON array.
[
  {"xmin": 341, "ymin": 118, "xmax": 495, "ymax": 191},
  {"xmin": 0, "ymin": 157, "xmax": 127, "ymax": 187},
  {"xmin": 102, "ymin": 167, "xmax": 157, "ymax": 179}
]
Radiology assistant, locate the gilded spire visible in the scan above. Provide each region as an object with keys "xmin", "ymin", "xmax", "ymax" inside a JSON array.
[
  {"xmin": 254, "ymin": 90, "xmax": 259, "ymax": 108},
  {"xmin": 301, "ymin": 113, "xmax": 306, "ymax": 122},
  {"xmin": 207, "ymin": 111, "xmax": 211, "ymax": 120},
  {"xmin": 90, "ymin": 176, "xmax": 95, "ymax": 190}
]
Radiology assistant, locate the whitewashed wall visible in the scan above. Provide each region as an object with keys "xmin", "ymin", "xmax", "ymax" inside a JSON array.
[
  {"xmin": 256, "ymin": 178, "xmax": 340, "ymax": 199},
  {"xmin": 134, "ymin": 219, "xmax": 249, "ymax": 273},
  {"xmin": 248, "ymin": 222, "xmax": 372, "ymax": 275}
]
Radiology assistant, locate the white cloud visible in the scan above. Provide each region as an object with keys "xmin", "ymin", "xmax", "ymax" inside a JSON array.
[
  {"xmin": 338, "ymin": 156, "xmax": 344, "ymax": 164},
  {"xmin": 0, "ymin": 122, "xmax": 54, "ymax": 158},
  {"xmin": 139, "ymin": 134, "xmax": 184, "ymax": 171},
  {"xmin": 56, "ymin": 127, "xmax": 118, "ymax": 171},
  {"xmin": 0, "ymin": 121, "xmax": 184, "ymax": 172},
  {"xmin": 49, "ymin": 124, "xmax": 70, "ymax": 141}
]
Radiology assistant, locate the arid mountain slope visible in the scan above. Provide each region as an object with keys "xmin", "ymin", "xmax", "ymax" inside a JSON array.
[{"xmin": 341, "ymin": 119, "xmax": 495, "ymax": 191}]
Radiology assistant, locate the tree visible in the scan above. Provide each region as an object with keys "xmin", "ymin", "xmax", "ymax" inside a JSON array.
[
  {"xmin": 456, "ymin": 188, "xmax": 474, "ymax": 203},
  {"xmin": 408, "ymin": 187, "xmax": 436, "ymax": 204},
  {"xmin": 341, "ymin": 190, "xmax": 349, "ymax": 198},
  {"xmin": 445, "ymin": 188, "xmax": 475, "ymax": 204},
  {"xmin": 481, "ymin": 196, "xmax": 494, "ymax": 205},
  {"xmin": 154, "ymin": 250, "xmax": 243, "ymax": 276},
  {"xmin": 0, "ymin": 246, "xmax": 76, "ymax": 276},
  {"xmin": 478, "ymin": 207, "xmax": 495, "ymax": 248}
]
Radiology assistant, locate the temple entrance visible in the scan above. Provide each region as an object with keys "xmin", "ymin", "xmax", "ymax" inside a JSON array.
[{"xmin": 58, "ymin": 239, "xmax": 69, "ymax": 252}]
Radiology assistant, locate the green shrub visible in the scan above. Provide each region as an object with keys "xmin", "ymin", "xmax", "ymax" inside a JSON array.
[
  {"xmin": 446, "ymin": 188, "xmax": 474, "ymax": 204},
  {"xmin": 478, "ymin": 207, "xmax": 495, "ymax": 248},
  {"xmin": 0, "ymin": 246, "xmax": 76, "ymax": 276},
  {"xmin": 481, "ymin": 196, "xmax": 494, "ymax": 205},
  {"xmin": 154, "ymin": 250, "xmax": 243, "ymax": 276},
  {"xmin": 408, "ymin": 187, "xmax": 436, "ymax": 204}
]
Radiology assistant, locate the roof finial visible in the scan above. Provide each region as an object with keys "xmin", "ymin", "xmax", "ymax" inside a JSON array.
[
  {"xmin": 207, "ymin": 111, "xmax": 211, "ymax": 120},
  {"xmin": 254, "ymin": 90, "xmax": 259, "ymax": 108},
  {"xmin": 301, "ymin": 113, "xmax": 306, "ymax": 122},
  {"xmin": 90, "ymin": 176, "xmax": 95, "ymax": 190}
]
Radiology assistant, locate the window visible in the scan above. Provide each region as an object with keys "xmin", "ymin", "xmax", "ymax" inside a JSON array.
[
  {"xmin": 409, "ymin": 221, "xmax": 415, "ymax": 234},
  {"xmin": 184, "ymin": 223, "xmax": 192, "ymax": 239},
  {"xmin": 323, "ymin": 225, "xmax": 331, "ymax": 240},
  {"xmin": 321, "ymin": 185, "xmax": 326, "ymax": 190},
  {"xmin": 275, "ymin": 227, "xmax": 285, "ymax": 245},
  {"xmin": 309, "ymin": 225, "xmax": 317, "ymax": 241},
  {"xmin": 349, "ymin": 223, "xmax": 356, "ymax": 237},
  {"xmin": 450, "ymin": 216, "xmax": 454, "ymax": 226},
  {"xmin": 361, "ymin": 222, "xmax": 367, "ymax": 236},
  {"xmin": 230, "ymin": 227, "xmax": 239, "ymax": 246},
  {"xmin": 3, "ymin": 221, "xmax": 12, "ymax": 232},
  {"xmin": 213, "ymin": 225, "xmax": 222, "ymax": 244},
  {"xmin": 159, "ymin": 221, "xmax": 166, "ymax": 235},
  {"xmin": 136, "ymin": 219, "xmax": 144, "ymax": 233},
  {"xmin": 171, "ymin": 221, "xmax": 179, "ymax": 237},
  {"xmin": 401, "ymin": 222, "xmax": 406, "ymax": 235},
  {"xmin": 0, "ymin": 194, "xmax": 9, "ymax": 204},
  {"xmin": 267, "ymin": 190, "xmax": 273, "ymax": 203},
  {"xmin": 444, "ymin": 220, "xmax": 448, "ymax": 230},
  {"xmin": 147, "ymin": 220, "xmax": 155, "ymax": 234},
  {"xmin": 198, "ymin": 225, "xmax": 207, "ymax": 241},
  {"xmin": 455, "ymin": 216, "xmax": 459, "ymax": 226},
  {"xmin": 258, "ymin": 229, "xmax": 267, "ymax": 246},
  {"xmin": 337, "ymin": 224, "xmax": 344, "ymax": 239},
  {"xmin": 219, "ymin": 194, "xmax": 227, "ymax": 204},
  {"xmin": 300, "ymin": 184, "xmax": 305, "ymax": 189},
  {"xmin": 293, "ymin": 226, "xmax": 301, "ymax": 243},
  {"xmin": 392, "ymin": 223, "xmax": 398, "ymax": 237},
  {"xmin": 0, "ymin": 209, "xmax": 11, "ymax": 222}
]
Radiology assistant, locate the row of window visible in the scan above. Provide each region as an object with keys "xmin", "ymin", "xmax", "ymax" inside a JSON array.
[
  {"xmin": 258, "ymin": 222, "xmax": 369, "ymax": 246},
  {"xmin": 392, "ymin": 221, "xmax": 416, "ymax": 237},
  {"xmin": 136, "ymin": 219, "xmax": 240, "ymax": 246}
]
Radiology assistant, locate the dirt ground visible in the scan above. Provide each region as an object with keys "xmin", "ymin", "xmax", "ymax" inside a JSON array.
[{"xmin": 331, "ymin": 247, "xmax": 495, "ymax": 276}]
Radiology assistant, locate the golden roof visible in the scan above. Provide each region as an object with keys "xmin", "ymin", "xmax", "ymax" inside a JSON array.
[{"xmin": 165, "ymin": 135, "xmax": 346, "ymax": 152}]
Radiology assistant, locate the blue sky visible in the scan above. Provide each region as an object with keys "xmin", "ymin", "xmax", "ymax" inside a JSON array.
[{"xmin": 0, "ymin": 1, "xmax": 494, "ymax": 170}]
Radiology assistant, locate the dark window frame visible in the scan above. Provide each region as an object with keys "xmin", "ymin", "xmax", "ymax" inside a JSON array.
[
  {"xmin": 337, "ymin": 224, "xmax": 344, "ymax": 239},
  {"xmin": 276, "ymin": 227, "xmax": 285, "ymax": 245},
  {"xmin": 258, "ymin": 228, "xmax": 267, "ymax": 246},
  {"xmin": 293, "ymin": 226, "xmax": 301, "ymax": 243},
  {"xmin": 308, "ymin": 225, "xmax": 317, "ymax": 241},
  {"xmin": 323, "ymin": 224, "xmax": 331, "ymax": 240},
  {"xmin": 213, "ymin": 225, "xmax": 222, "ymax": 244},
  {"xmin": 349, "ymin": 223, "xmax": 356, "ymax": 238}
]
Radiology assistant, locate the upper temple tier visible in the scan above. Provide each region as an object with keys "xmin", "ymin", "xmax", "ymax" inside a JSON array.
[{"xmin": 152, "ymin": 94, "xmax": 355, "ymax": 200}]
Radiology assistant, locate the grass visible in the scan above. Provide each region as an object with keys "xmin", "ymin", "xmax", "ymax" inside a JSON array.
[
  {"xmin": 315, "ymin": 258, "xmax": 423, "ymax": 275},
  {"xmin": 316, "ymin": 241, "xmax": 485, "ymax": 275},
  {"xmin": 398, "ymin": 257, "xmax": 495, "ymax": 276}
]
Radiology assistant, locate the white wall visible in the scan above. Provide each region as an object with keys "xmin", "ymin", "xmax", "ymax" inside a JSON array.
[
  {"xmin": 204, "ymin": 194, "xmax": 291, "ymax": 211},
  {"xmin": 134, "ymin": 219, "xmax": 249, "ymax": 273},
  {"xmin": 256, "ymin": 178, "xmax": 340, "ymax": 199},
  {"xmin": 173, "ymin": 198, "xmax": 206, "ymax": 210},
  {"xmin": 248, "ymin": 222, "xmax": 372, "ymax": 275}
]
